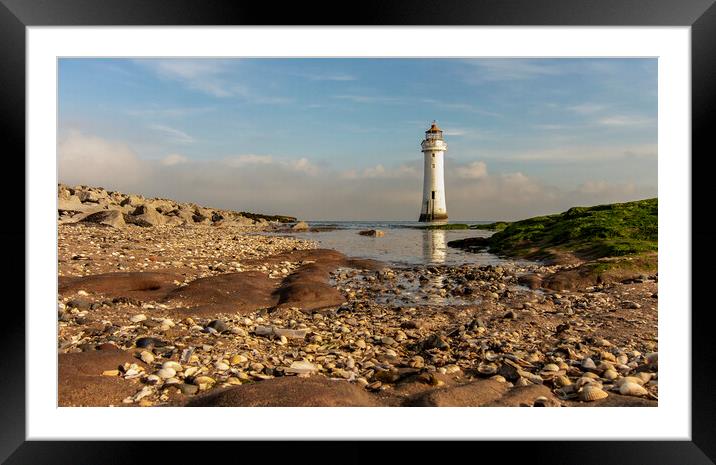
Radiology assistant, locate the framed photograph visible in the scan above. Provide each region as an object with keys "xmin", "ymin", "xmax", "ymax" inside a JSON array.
[{"xmin": 4, "ymin": 0, "xmax": 713, "ymax": 462}]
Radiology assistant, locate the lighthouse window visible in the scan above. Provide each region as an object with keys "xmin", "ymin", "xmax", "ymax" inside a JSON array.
[
  {"xmin": 432, "ymin": 153, "xmax": 435, "ymax": 158},
  {"xmin": 432, "ymin": 191, "xmax": 436, "ymax": 199},
  {"xmin": 432, "ymin": 164, "xmax": 435, "ymax": 168}
]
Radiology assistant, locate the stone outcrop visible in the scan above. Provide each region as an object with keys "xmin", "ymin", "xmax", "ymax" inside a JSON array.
[{"xmin": 57, "ymin": 184, "xmax": 297, "ymax": 229}]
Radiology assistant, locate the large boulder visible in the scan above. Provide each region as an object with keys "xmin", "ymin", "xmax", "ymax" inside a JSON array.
[
  {"xmin": 80, "ymin": 209, "xmax": 125, "ymax": 228},
  {"xmin": 119, "ymin": 194, "xmax": 144, "ymax": 208},
  {"xmin": 125, "ymin": 205, "xmax": 166, "ymax": 227},
  {"xmin": 291, "ymin": 221, "xmax": 309, "ymax": 231},
  {"xmin": 58, "ymin": 195, "xmax": 85, "ymax": 212},
  {"xmin": 186, "ymin": 376, "xmax": 380, "ymax": 407},
  {"xmin": 359, "ymin": 229, "xmax": 385, "ymax": 237}
]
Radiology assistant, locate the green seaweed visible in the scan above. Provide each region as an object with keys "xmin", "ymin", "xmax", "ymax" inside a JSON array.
[{"xmin": 486, "ymin": 198, "xmax": 658, "ymax": 260}]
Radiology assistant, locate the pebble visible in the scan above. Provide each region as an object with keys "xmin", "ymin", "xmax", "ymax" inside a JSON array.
[
  {"xmin": 206, "ymin": 319, "xmax": 229, "ymax": 333},
  {"xmin": 157, "ymin": 367, "xmax": 176, "ymax": 379},
  {"xmin": 139, "ymin": 351, "xmax": 155, "ymax": 364},
  {"xmin": 286, "ymin": 360, "xmax": 318, "ymax": 375}
]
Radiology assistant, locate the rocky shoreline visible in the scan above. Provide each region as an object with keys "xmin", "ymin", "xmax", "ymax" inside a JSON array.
[{"xmin": 57, "ymin": 186, "xmax": 658, "ymax": 407}]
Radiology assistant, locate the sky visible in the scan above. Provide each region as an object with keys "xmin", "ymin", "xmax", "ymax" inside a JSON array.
[{"xmin": 58, "ymin": 58, "xmax": 657, "ymax": 221}]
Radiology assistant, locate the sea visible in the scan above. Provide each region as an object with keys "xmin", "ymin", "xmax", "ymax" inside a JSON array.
[{"xmin": 265, "ymin": 220, "xmax": 529, "ymax": 267}]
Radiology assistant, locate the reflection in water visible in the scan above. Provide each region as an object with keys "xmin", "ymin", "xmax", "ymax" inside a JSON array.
[
  {"xmin": 266, "ymin": 224, "xmax": 522, "ymax": 266},
  {"xmin": 422, "ymin": 230, "xmax": 447, "ymax": 263}
]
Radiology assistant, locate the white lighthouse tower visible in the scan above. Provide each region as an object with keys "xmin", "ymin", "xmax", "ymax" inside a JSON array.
[{"xmin": 419, "ymin": 121, "xmax": 448, "ymax": 222}]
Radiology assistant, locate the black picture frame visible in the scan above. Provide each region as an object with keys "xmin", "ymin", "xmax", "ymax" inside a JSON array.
[{"xmin": 2, "ymin": 0, "xmax": 713, "ymax": 463}]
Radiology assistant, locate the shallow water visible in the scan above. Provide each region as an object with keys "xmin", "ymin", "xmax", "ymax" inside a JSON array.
[{"xmin": 265, "ymin": 221, "xmax": 529, "ymax": 267}]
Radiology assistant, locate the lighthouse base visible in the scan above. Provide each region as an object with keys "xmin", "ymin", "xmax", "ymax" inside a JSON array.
[{"xmin": 418, "ymin": 212, "xmax": 448, "ymax": 222}]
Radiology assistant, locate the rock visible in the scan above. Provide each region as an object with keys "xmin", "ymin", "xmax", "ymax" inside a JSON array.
[
  {"xmin": 58, "ymin": 196, "xmax": 86, "ymax": 212},
  {"xmin": 129, "ymin": 314, "xmax": 147, "ymax": 323},
  {"xmin": 421, "ymin": 334, "xmax": 450, "ymax": 350},
  {"xmin": 179, "ymin": 383, "xmax": 199, "ymax": 395},
  {"xmin": 67, "ymin": 297, "xmax": 93, "ymax": 310},
  {"xmin": 80, "ymin": 210, "xmax": 126, "ymax": 228},
  {"xmin": 78, "ymin": 190, "xmax": 101, "ymax": 203},
  {"xmin": 254, "ymin": 325, "xmax": 275, "ymax": 337},
  {"xmin": 408, "ymin": 379, "xmax": 509, "ymax": 407},
  {"xmin": 285, "ymin": 360, "xmax": 318, "ymax": 375},
  {"xmin": 186, "ymin": 376, "xmax": 379, "ymax": 407},
  {"xmin": 206, "ymin": 319, "xmax": 229, "ymax": 333},
  {"xmin": 359, "ymin": 229, "xmax": 385, "ymax": 237},
  {"xmin": 273, "ymin": 328, "xmax": 310, "ymax": 339},
  {"xmin": 622, "ymin": 301, "xmax": 641, "ymax": 309},
  {"xmin": 135, "ymin": 337, "xmax": 167, "ymax": 349},
  {"xmin": 125, "ymin": 205, "xmax": 166, "ymax": 227},
  {"xmin": 291, "ymin": 221, "xmax": 309, "ymax": 231}
]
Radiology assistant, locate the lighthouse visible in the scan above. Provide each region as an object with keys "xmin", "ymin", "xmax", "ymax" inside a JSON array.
[{"xmin": 418, "ymin": 121, "xmax": 448, "ymax": 222}]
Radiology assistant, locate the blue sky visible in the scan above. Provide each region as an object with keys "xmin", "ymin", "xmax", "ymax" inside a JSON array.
[{"xmin": 58, "ymin": 58, "xmax": 657, "ymax": 220}]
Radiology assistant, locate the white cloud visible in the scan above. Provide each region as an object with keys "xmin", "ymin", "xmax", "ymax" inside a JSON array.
[
  {"xmin": 135, "ymin": 59, "xmax": 291, "ymax": 104},
  {"xmin": 224, "ymin": 154, "xmax": 275, "ymax": 167},
  {"xmin": 340, "ymin": 162, "xmax": 420, "ymax": 179},
  {"xmin": 126, "ymin": 106, "xmax": 215, "ymax": 118},
  {"xmin": 463, "ymin": 59, "xmax": 564, "ymax": 82},
  {"xmin": 149, "ymin": 124, "xmax": 195, "ymax": 144},
  {"xmin": 161, "ymin": 153, "xmax": 189, "ymax": 166},
  {"xmin": 224, "ymin": 154, "xmax": 320, "ymax": 175},
  {"xmin": 597, "ymin": 115, "xmax": 655, "ymax": 127},
  {"xmin": 455, "ymin": 161, "xmax": 488, "ymax": 179},
  {"xmin": 58, "ymin": 131, "xmax": 149, "ymax": 191},
  {"xmin": 567, "ymin": 103, "xmax": 606, "ymax": 114},
  {"xmin": 57, "ymin": 131, "xmax": 656, "ymax": 221},
  {"xmin": 139, "ymin": 59, "xmax": 239, "ymax": 98},
  {"xmin": 495, "ymin": 144, "xmax": 657, "ymax": 162}
]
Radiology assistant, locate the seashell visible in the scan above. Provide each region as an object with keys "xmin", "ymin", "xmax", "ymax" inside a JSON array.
[
  {"xmin": 477, "ymin": 362, "xmax": 498, "ymax": 375},
  {"xmin": 130, "ymin": 314, "xmax": 147, "ymax": 323},
  {"xmin": 602, "ymin": 369, "xmax": 619, "ymax": 381},
  {"xmin": 615, "ymin": 363, "xmax": 632, "ymax": 373},
  {"xmin": 579, "ymin": 384, "xmax": 608, "ymax": 401},
  {"xmin": 600, "ymin": 351, "xmax": 617, "ymax": 363},
  {"xmin": 553, "ymin": 375, "xmax": 572, "ymax": 387},
  {"xmin": 183, "ymin": 366, "xmax": 199, "ymax": 378},
  {"xmin": 139, "ymin": 351, "xmax": 155, "ymax": 364},
  {"xmin": 542, "ymin": 363, "xmax": 560, "ymax": 372},
  {"xmin": 485, "ymin": 351, "xmax": 500, "ymax": 362},
  {"xmin": 162, "ymin": 361, "xmax": 183, "ymax": 372},
  {"xmin": 555, "ymin": 388, "xmax": 576, "ymax": 400},
  {"xmin": 157, "ymin": 367, "xmax": 176, "ymax": 379},
  {"xmin": 616, "ymin": 376, "xmax": 645, "ymax": 387},
  {"xmin": 619, "ymin": 381, "xmax": 648, "ymax": 397},
  {"xmin": 490, "ymin": 375, "xmax": 506, "ymax": 383},
  {"xmin": 581, "ymin": 357, "xmax": 597, "ymax": 370},
  {"xmin": 646, "ymin": 352, "xmax": 658, "ymax": 366},
  {"xmin": 576, "ymin": 376, "xmax": 600, "ymax": 389},
  {"xmin": 582, "ymin": 371, "xmax": 600, "ymax": 379},
  {"xmin": 597, "ymin": 361, "xmax": 614, "ymax": 372},
  {"xmin": 616, "ymin": 354, "xmax": 629, "ymax": 365},
  {"xmin": 636, "ymin": 372, "xmax": 653, "ymax": 384},
  {"xmin": 215, "ymin": 361, "xmax": 230, "ymax": 371},
  {"xmin": 515, "ymin": 377, "xmax": 532, "ymax": 387}
]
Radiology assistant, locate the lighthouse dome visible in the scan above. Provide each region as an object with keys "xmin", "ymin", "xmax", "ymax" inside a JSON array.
[{"xmin": 426, "ymin": 121, "xmax": 442, "ymax": 133}]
